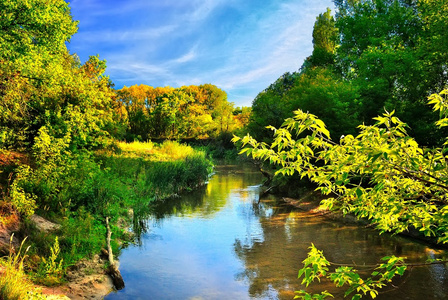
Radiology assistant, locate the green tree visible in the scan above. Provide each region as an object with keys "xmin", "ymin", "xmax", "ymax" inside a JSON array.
[
  {"xmin": 333, "ymin": 0, "xmax": 448, "ymax": 145},
  {"xmin": 116, "ymin": 84, "xmax": 238, "ymax": 140},
  {"xmin": 0, "ymin": 0, "xmax": 77, "ymax": 61},
  {"xmin": 235, "ymin": 89, "xmax": 448, "ymax": 297},
  {"xmin": 236, "ymin": 89, "xmax": 448, "ymax": 244},
  {"xmin": 248, "ymin": 72, "xmax": 300, "ymax": 142},
  {"xmin": 1, "ymin": 0, "xmax": 119, "ymax": 151},
  {"xmin": 248, "ymin": 69, "xmax": 359, "ymax": 143},
  {"xmin": 305, "ymin": 8, "xmax": 338, "ymax": 68},
  {"xmin": 0, "ymin": 0, "xmax": 78, "ymax": 149}
]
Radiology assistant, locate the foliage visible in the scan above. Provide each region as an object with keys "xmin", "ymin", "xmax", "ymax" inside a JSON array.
[
  {"xmin": 248, "ymin": 68, "xmax": 360, "ymax": 143},
  {"xmin": 248, "ymin": 1, "xmax": 448, "ymax": 147},
  {"xmin": 248, "ymin": 72, "xmax": 300, "ymax": 142},
  {"xmin": 235, "ymin": 89, "xmax": 448, "ymax": 242},
  {"xmin": 1, "ymin": 0, "xmax": 121, "ymax": 151},
  {"xmin": 237, "ymin": 89, "xmax": 448, "ymax": 298},
  {"xmin": 305, "ymin": 8, "xmax": 338, "ymax": 68},
  {"xmin": 0, "ymin": 0, "xmax": 77, "ymax": 61},
  {"xmin": 294, "ymin": 244, "xmax": 406, "ymax": 300},
  {"xmin": 8, "ymin": 165, "xmax": 37, "ymax": 217},
  {"xmin": 333, "ymin": 0, "xmax": 448, "ymax": 145},
  {"xmin": 59, "ymin": 207, "xmax": 106, "ymax": 265},
  {"xmin": 117, "ymin": 84, "xmax": 248, "ymax": 140},
  {"xmin": 35, "ymin": 237, "xmax": 64, "ymax": 286},
  {"xmin": 0, "ymin": 237, "xmax": 45, "ymax": 300}
]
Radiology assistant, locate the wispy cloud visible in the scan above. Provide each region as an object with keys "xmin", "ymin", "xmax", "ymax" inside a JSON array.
[
  {"xmin": 68, "ymin": 0, "xmax": 334, "ymax": 106},
  {"xmin": 172, "ymin": 46, "xmax": 198, "ymax": 64},
  {"xmin": 74, "ymin": 26, "xmax": 178, "ymax": 44}
]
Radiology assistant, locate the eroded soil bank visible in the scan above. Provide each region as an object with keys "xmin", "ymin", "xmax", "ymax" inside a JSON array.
[{"xmin": 0, "ymin": 214, "xmax": 114, "ymax": 300}]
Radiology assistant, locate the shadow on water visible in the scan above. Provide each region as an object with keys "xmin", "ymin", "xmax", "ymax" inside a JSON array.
[{"xmin": 108, "ymin": 164, "xmax": 448, "ymax": 300}]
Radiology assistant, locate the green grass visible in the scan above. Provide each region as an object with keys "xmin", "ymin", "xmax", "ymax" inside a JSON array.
[
  {"xmin": 2, "ymin": 140, "xmax": 213, "ymax": 292},
  {"xmin": 117, "ymin": 140, "xmax": 154, "ymax": 154},
  {"xmin": 0, "ymin": 237, "xmax": 44, "ymax": 300}
]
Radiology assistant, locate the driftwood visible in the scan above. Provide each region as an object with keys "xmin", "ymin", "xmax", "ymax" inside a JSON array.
[{"xmin": 105, "ymin": 217, "xmax": 125, "ymax": 290}]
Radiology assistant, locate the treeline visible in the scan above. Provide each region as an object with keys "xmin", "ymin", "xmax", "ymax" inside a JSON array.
[
  {"xmin": 0, "ymin": 3, "xmax": 248, "ymax": 153},
  {"xmin": 248, "ymin": 1, "xmax": 448, "ymax": 146},
  {"xmin": 117, "ymin": 84, "xmax": 250, "ymax": 141}
]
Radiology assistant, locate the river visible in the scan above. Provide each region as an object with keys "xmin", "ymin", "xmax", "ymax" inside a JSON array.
[{"xmin": 105, "ymin": 164, "xmax": 448, "ymax": 299}]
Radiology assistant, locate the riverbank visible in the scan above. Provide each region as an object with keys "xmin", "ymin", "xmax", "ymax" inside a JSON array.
[
  {"xmin": 281, "ymin": 191, "xmax": 447, "ymax": 249},
  {"xmin": 281, "ymin": 191, "xmax": 368, "ymax": 225},
  {"xmin": 0, "ymin": 141, "xmax": 214, "ymax": 300}
]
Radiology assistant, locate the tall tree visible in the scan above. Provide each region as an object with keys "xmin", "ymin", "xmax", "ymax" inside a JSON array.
[
  {"xmin": 333, "ymin": 0, "xmax": 447, "ymax": 145},
  {"xmin": 307, "ymin": 8, "xmax": 338, "ymax": 68}
]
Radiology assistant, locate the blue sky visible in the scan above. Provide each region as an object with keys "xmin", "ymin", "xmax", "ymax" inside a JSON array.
[{"xmin": 67, "ymin": 0, "xmax": 334, "ymax": 107}]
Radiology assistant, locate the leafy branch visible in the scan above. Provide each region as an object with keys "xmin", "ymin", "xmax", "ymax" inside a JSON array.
[{"xmin": 234, "ymin": 89, "xmax": 448, "ymax": 297}]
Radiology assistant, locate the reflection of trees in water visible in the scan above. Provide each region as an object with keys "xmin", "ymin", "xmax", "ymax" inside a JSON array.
[
  {"xmin": 233, "ymin": 200, "xmax": 301, "ymax": 300},
  {"xmin": 232, "ymin": 197, "xmax": 448, "ymax": 300},
  {"xmin": 131, "ymin": 164, "xmax": 264, "ymax": 244},
  {"xmin": 130, "ymin": 187, "xmax": 208, "ymax": 245}
]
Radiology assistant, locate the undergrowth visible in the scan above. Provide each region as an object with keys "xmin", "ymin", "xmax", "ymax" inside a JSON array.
[
  {"xmin": 0, "ymin": 237, "xmax": 44, "ymax": 300},
  {"xmin": 1, "ymin": 140, "xmax": 213, "ymax": 290}
]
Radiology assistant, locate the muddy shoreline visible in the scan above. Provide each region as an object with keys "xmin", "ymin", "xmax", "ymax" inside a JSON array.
[{"xmin": 280, "ymin": 191, "xmax": 448, "ymax": 249}]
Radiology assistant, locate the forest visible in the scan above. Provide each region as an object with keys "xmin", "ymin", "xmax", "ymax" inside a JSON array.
[{"xmin": 0, "ymin": 0, "xmax": 447, "ymax": 299}]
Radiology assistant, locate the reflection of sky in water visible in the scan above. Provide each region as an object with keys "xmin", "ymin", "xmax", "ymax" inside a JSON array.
[{"xmin": 106, "ymin": 164, "xmax": 448, "ymax": 300}]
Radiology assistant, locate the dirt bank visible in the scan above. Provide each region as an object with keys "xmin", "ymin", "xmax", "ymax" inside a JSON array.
[
  {"xmin": 281, "ymin": 191, "xmax": 446, "ymax": 249},
  {"xmin": 0, "ymin": 214, "xmax": 115, "ymax": 299},
  {"xmin": 41, "ymin": 254, "xmax": 114, "ymax": 300}
]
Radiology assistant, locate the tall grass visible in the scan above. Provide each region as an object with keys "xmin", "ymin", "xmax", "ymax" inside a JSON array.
[
  {"xmin": 0, "ymin": 237, "xmax": 44, "ymax": 300},
  {"xmin": 3, "ymin": 140, "xmax": 213, "ymax": 293},
  {"xmin": 116, "ymin": 140, "xmax": 195, "ymax": 161},
  {"xmin": 117, "ymin": 140, "xmax": 154, "ymax": 153},
  {"xmin": 155, "ymin": 140, "xmax": 195, "ymax": 160}
]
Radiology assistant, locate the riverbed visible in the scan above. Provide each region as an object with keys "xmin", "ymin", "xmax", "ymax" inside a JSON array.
[{"xmin": 105, "ymin": 164, "xmax": 448, "ymax": 299}]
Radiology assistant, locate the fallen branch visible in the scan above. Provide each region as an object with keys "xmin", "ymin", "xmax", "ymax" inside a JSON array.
[{"xmin": 106, "ymin": 216, "xmax": 125, "ymax": 290}]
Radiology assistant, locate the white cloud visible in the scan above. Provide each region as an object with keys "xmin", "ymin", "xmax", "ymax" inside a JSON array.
[
  {"xmin": 74, "ymin": 26, "xmax": 178, "ymax": 44},
  {"xmin": 68, "ymin": 0, "xmax": 334, "ymax": 106},
  {"xmin": 171, "ymin": 46, "xmax": 198, "ymax": 64}
]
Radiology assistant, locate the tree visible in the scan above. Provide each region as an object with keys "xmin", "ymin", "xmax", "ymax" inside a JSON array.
[
  {"xmin": 116, "ymin": 84, "xmax": 239, "ymax": 140},
  {"xmin": 0, "ymin": 0, "xmax": 120, "ymax": 151},
  {"xmin": 306, "ymin": 8, "xmax": 338, "ymax": 68},
  {"xmin": 248, "ymin": 72, "xmax": 301, "ymax": 142},
  {"xmin": 236, "ymin": 89, "xmax": 448, "ymax": 243},
  {"xmin": 234, "ymin": 89, "xmax": 448, "ymax": 297},
  {"xmin": 248, "ymin": 69, "xmax": 360, "ymax": 143},
  {"xmin": 333, "ymin": 0, "xmax": 448, "ymax": 145},
  {"xmin": 284, "ymin": 67, "xmax": 360, "ymax": 139},
  {"xmin": 1, "ymin": 0, "xmax": 78, "ymax": 149},
  {"xmin": 0, "ymin": 0, "xmax": 77, "ymax": 61}
]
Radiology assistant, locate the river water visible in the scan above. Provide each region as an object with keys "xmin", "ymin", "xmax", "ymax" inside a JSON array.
[{"xmin": 106, "ymin": 164, "xmax": 448, "ymax": 300}]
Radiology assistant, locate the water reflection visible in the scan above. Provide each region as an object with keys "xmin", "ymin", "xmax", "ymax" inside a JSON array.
[
  {"xmin": 234, "ymin": 196, "xmax": 448, "ymax": 299},
  {"xmin": 107, "ymin": 164, "xmax": 448, "ymax": 300}
]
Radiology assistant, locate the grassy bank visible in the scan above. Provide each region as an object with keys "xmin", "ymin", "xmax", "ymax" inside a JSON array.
[{"xmin": 0, "ymin": 141, "xmax": 213, "ymax": 298}]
